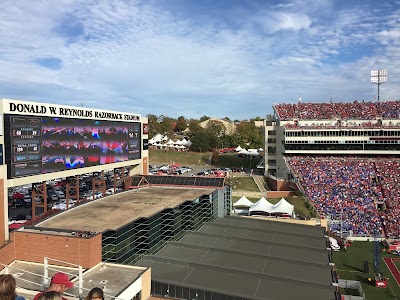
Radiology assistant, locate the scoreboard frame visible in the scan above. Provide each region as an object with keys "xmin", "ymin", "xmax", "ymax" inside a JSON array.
[{"xmin": 4, "ymin": 114, "xmax": 142, "ymax": 178}]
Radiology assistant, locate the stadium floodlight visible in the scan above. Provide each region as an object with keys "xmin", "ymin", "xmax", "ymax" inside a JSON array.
[{"xmin": 371, "ymin": 70, "xmax": 387, "ymax": 102}]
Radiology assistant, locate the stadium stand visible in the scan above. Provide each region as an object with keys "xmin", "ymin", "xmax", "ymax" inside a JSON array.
[
  {"xmin": 275, "ymin": 100, "xmax": 400, "ymax": 121},
  {"xmin": 267, "ymin": 99, "xmax": 400, "ymax": 240},
  {"xmin": 287, "ymin": 155, "xmax": 385, "ymax": 238}
]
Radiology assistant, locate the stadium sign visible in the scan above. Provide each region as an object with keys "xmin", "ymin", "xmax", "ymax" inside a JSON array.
[{"xmin": 4, "ymin": 99, "xmax": 140, "ymax": 122}]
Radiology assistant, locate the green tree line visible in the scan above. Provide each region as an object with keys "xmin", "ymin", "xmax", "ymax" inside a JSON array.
[{"xmin": 146, "ymin": 114, "xmax": 273, "ymax": 152}]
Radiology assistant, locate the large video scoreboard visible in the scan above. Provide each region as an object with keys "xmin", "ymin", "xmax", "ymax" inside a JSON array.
[{"xmin": 4, "ymin": 114, "xmax": 141, "ymax": 178}]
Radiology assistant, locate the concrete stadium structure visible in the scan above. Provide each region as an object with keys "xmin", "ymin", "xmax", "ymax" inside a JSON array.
[
  {"xmin": 0, "ymin": 99, "xmax": 340, "ymax": 300},
  {"xmin": 0, "ymin": 98, "xmax": 151, "ymax": 299}
]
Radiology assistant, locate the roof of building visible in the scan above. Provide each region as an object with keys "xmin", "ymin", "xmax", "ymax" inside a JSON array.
[
  {"xmin": 135, "ymin": 216, "xmax": 337, "ymax": 300},
  {"xmin": 6, "ymin": 260, "xmax": 147, "ymax": 300},
  {"xmin": 34, "ymin": 187, "xmax": 215, "ymax": 232}
]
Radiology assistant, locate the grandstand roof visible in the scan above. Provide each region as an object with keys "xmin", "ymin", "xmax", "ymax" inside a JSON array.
[
  {"xmin": 135, "ymin": 216, "xmax": 337, "ymax": 300},
  {"xmin": 35, "ymin": 187, "xmax": 215, "ymax": 232}
]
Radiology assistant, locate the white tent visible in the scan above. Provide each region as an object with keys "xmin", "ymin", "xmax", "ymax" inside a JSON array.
[
  {"xmin": 184, "ymin": 139, "xmax": 192, "ymax": 147},
  {"xmin": 235, "ymin": 145, "xmax": 243, "ymax": 151},
  {"xmin": 247, "ymin": 150, "xmax": 260, "ymax": 156},
  {"xmin": 269, "ymin": 198, "xmax": 294, "ymax": 216},
  {"xmin": 249, "ymin": 197, "xmax": 273, "ymax": 213},
  {"xmin": 166, "ymin": 139, "xmax": 174, "ymax": 145},
  {"xmin": 153, "ymin": 134, "xmax": 163, "ymax": 142},
  {"xmin": 233, "ymin": 196, "xmax": 253, "ymax": 208},
  {"xmin": 237, "ymin": 149, "xmax": 250, "ymax": 155}
]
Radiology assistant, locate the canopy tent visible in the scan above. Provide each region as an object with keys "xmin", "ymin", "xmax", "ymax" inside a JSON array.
[
  {"xmin": 249, "ymin": 197, "xmax": 273, "ymax": 213},
  {"xmin": 269, "ymin": 198, "xmax": 294, "ymax": 216},
  {"xmin": 184, "ymin": 139, "xmax": 192, "ymax": 147},
  {"xmin": 233, "ymin": 196, "xmax": 253, "ymax": 208},
  {"xmin": 235, "ymin": 145, "xmax": 243, "ymax": 152},
  {"xmin": 174, "ymin": 139, "xmax": 183, "ymax": 145},
  {"xmin": 237, "ymin": 149, "xmax": 260, "ymax": 156},
  {"xmin": 247, "ymin": 150, "xmax": 260, "ymax": 156},
  {"xmin": 249, "ymin": 197, "xmax": 294, "ymax": 217},
  {"xmin": 153, "ymin": 134, "xmax": 163, "ymax": 142}
]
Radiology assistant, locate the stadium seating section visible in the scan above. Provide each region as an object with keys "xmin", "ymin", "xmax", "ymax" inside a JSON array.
[
  {"xmin": 275, "ymin": 100, "xmax": 400, "ymax": 121},
  {"xmin": 287, "ymin": 155, "xmax": 400, "ymax": 239}
]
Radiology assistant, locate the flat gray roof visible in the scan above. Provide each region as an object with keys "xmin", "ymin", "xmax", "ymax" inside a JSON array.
[
  {"xmin": 135, "ymin": 216, "xmax": 336, "ymax": 300},
  {"xmin": 36, "ymin": 187, "xmax": 215, "ymax": 232}
]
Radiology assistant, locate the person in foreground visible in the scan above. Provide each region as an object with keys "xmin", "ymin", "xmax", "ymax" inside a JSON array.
[
  {"xmin": 33, "ymin": 272, "xmax": 74, "ymax": 300},
  {"xmin": 85, "ymin": 287, "xmax": 104, "ymax": 300},
  {"xmin": 0, "ymin": 274, "xmax": 25, "ymax": 300}
]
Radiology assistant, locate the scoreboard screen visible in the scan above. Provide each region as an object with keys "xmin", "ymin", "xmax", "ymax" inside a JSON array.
[{"xmin": 4, "ymin": 114, "xmax": 141, "ymax": 178}]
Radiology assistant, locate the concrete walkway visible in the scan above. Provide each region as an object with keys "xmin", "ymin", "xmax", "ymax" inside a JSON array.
[{"xmin": 252, "ymin": 175, "xmax": 268, "ymax": 193}]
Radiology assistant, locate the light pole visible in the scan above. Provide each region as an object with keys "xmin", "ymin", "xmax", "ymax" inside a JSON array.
[{"xmin": 371, "ymin": 70, "xmax": 387, "ymax": 103}]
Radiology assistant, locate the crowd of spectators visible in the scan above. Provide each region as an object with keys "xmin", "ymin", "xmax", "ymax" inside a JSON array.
[
  {"xmin": 275, "ymin": 100, "xmax": 400, "ymax": 121},
  {"xmin": 375, "ymin": 159, "xmax": 400, "ymax": 238},
  {"xmin": 286, "ymin": 155, "xmax": 400, "ymax": 238},
  {"xmin": 284, "ymin": 120, "xmax": 400, "ymax": 129}
]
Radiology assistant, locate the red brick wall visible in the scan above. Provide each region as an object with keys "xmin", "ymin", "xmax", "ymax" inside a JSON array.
[
  {"xmin": 0, "ymin": 239, "xmax": 16, "ymax": 271},
  {"xmin": 267, "ymin": 191, "xmax": 296, "ymax": 198},
  {"xmin": 13, "ymin": 231, "xmax": 102, "ymax": 268},
  {"xmin": 267, "ymin": 177, "xmax": 300, "ymax": 192}
]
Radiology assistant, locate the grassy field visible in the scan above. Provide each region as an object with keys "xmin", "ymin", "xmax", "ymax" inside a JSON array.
[
  {"xmin": 333, "ymin": 241, "xmax": 400, "ymax": 299},
  {"xmin": 149, "ymin": 149, "xmax": 263, "ymax": 169},
  {"xmin": 149, "ymin": 149, "xmax": 211, "ymax": 165},
  {"xmin": 226, "ymin": 176, "xmax": 259, "ymax": 191},
  {"xmin": 232, "ymin": 195, "xmax": 315, "ymax": 219}
]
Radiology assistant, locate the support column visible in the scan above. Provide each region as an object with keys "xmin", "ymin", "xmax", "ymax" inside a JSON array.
[
  {"xmin": 66, "ymin": 175, "xmax": 79, "ymax": 209},
  {"xmin": 113, "ymin": 167, "xmax": 127, "ymax": 193},
  {"xmin": 92, "ymin": 171, "xmax": 106, "ymax": 200},
  {"xmin": 32, "ymin": 181, "xmax": 47, "ymax": 220}
]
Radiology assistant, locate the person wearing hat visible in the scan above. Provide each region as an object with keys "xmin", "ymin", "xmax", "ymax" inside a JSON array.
[{"xmin": 33, "ymin": 272, "xmax": 74, "ymax": 300}]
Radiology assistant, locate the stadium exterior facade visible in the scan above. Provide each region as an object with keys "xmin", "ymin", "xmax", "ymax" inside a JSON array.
[
  {"xmin": 264, "ymin": 104, "xmax": 400, "ymax": 179},
  {"xmin": 0, "ymin": 98, "xmax": 149, "ymax": 244}
]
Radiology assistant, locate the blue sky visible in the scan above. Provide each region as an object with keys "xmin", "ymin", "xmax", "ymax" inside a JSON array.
[{"xmin": 0, "ymin": 0, "xmax": 399, "ymax": 120}]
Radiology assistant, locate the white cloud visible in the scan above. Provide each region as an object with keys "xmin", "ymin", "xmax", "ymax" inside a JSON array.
[
  {"xmin": 0, "ymin": 0, "xmax": 399, "ymax": 119},
  {"xmin": 257, "ymin": 12, "xmax": 312, "ymax": 33}
]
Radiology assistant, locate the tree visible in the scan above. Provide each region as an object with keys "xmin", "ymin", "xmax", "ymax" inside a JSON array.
[
  {"xmin": 158, "ymin": 115, "xmax": 175, "ymax": 136},
  {"xmin": 236, "ymin": 122, "xmax": 263, "ymax": 149},
  {"xmin": 175, "ymin": 116, "xmax": 187, "ymax": 133},
  {"xmin": 199, "ymin": 115, "xmax": 210, "ymax": 122},
  {"xmin": 205, "ymin": 120, "xmax": 225, "ymax": 136},
  {"xmin": 146, "ymin": 114, "xmax": 159, "ymax": 138},
  {"xmin": 188, "ymin": 120, "xmax": 203, "ymax": 136},
  {"xmin": 211, "ymin": 150, "xmax": 219, "ymax": 165},
  {"xmin": 251, "ymin": 116, "xmax": 264, "ymax": 121},
  {"xmin": 190, "ymin": 131, "xmax": 218, "ymax": 152}
]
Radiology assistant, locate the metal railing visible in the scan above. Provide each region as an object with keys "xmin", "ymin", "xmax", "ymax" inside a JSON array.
[{"xmin": 1, "ymin": 258, "xmax": 126, "ymax": 300}]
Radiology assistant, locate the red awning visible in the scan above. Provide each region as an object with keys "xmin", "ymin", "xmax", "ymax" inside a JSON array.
[
  {"xmin": 12, "ymin": 193, "xmax": 25, "ymax": 199},
  {"xmin": 9, "ymin": 222, "xmax": 26, "ymax": 229}
]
